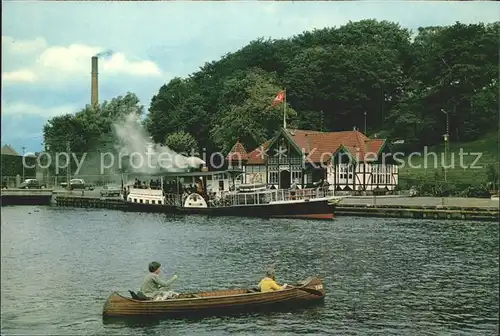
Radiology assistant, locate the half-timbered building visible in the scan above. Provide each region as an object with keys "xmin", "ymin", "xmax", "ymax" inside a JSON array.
[{"xmin": 226, "ymin": 127, "xmax": 399, "ymax": 193}]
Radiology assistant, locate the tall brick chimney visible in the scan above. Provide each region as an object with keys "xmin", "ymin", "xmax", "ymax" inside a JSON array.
[{"xmin": 91, "ymin": 56, "xmax": 98, "ymax": 109}]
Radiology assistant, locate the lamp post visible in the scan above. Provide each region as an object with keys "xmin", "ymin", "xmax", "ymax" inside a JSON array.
[
  {"xmin": 364, "ymin": 111, "xmax": 367, "ymax": 134},
  {"xmin": 441, "ymin": 109, "xmax": 449, "ymax": 182},
  {"xmin": 66, "ymin": 141, "xmax": 71, "ymax": 191},
  {"xmin": 22, "ymin": 146, "xmax": 26, "ymax": 182}
]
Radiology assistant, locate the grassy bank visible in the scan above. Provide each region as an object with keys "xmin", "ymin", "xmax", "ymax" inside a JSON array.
[{"xmin": 398, "ymin": 132, "xmax": 499, "ymax": 194}]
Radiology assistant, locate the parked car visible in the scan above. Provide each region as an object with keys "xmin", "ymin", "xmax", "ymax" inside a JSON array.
[
  {"xmin": 60, "ymin": 178, "xmax": 94, "ymax": 190},
  {"xmin": 19, "ymin": 179, "xmax": 46, "ymax": 189},
  {"xmin": 100, "ymin": 184, "xmax": 122, "ymax": 197}
]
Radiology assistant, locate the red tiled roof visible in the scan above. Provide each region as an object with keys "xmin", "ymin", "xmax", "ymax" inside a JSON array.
[
  {"xmin": 245, "ymin": 129, "xmax": 386, "ymax": 164},
  {"xmin": 226, "ymin": 140, "xmax": 249, "ymax": 161},
  {"xmin": 246, "ymin": 140, "xmax": 271, "ymax": 165}
]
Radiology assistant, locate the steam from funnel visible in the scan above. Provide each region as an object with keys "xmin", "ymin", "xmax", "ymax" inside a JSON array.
[{"xmin": 112, "ymin": 111, "xmax": 205, "ymax": 174}]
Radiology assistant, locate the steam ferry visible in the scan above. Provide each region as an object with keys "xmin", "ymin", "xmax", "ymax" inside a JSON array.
[{"xmin": 123, "ymin": 168, "xmax": 342, "ymax": 220}]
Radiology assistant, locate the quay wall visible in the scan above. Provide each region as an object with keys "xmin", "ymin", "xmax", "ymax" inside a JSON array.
[
  {"xmin": 1, "ymin": 189, "xmax": 53, "ymax": 206},
  {"xmin": 52, "ymin": 195, "xmax": 499, "ymax": 222}
]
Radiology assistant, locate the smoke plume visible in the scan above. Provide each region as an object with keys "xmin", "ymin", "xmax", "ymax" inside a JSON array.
[
  {"xmin": 95, "ymin": 50, "xmax": 114, "ymax": 58},
  {"xmin": 112, "ymin": 111, "xmax": 205, "ymax": 175}
]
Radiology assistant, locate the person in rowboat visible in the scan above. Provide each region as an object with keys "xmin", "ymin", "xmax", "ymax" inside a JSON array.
[
  {"xmin": 258, "ymin": 269, "xmax": 289, "ymax": 292},
  {"xmin": 140, "ymin": 261, "xmax": 179, "ymax": 300}
]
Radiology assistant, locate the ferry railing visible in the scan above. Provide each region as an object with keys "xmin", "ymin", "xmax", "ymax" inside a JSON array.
[
  {"xmin": 164, "ymin": 193, "xmax": 182, "ymax": 206},
  {"xmin": 218, "ymin": 187, "xmax": 336, "ymax": 207}
]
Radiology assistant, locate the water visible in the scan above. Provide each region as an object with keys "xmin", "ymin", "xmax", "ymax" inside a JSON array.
[{"xmin": 1, "ymin": 206, "xmax": 498, "ymax": 335}]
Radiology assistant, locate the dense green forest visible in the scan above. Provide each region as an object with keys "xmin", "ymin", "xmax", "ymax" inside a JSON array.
[
  {"xmin": 145, "ymin": 19, "xmax": 499, "ymax": 153},
  {"xmin": 44, "ymin": 19, "xmax": 498, "ymax": 157}
]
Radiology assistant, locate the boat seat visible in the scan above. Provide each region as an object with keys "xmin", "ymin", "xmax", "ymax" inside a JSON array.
[{"xmin": 129, "ymin": 290, "xmax": 150, "ymax": 301}]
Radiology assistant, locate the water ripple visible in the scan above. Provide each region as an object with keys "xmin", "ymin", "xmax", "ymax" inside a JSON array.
[{"xmin": 1, "ymin": 207, "xmax": 498, "ymax": 335}]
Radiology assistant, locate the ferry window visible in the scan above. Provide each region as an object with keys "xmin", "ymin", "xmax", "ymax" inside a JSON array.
[
  {"xmin": 146, "ymin": 200, "xmax": 149, "ymax": 204},
  {"xmin": 152, "ymin": 200, "xmax": 156, "ymax": 204},
  {"xmin": 140, "ymin": 199, "xmax": 143, "ymax": 203},
  {"xmin": 158, "ymin": 201, "xmax": 162, "ymax": 205},
  {"xmin": 134, "ymin": 198, "xmax": 137, "ymax": 203}
]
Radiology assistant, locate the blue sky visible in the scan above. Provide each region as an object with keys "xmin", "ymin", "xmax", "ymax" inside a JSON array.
[{"xmin": 2, "ymin": 1, "xmax": 499, "ymax": 154}]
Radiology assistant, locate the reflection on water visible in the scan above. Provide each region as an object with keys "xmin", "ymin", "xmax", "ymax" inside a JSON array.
[{"xmin": 1, "ymin": 206, "xmax": 498, "ymax": 335}]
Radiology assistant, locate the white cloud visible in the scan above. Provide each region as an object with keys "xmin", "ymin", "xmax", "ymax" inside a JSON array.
[
  {"xmin": 2, "ymin": 36, "xmax": 163, "ymax": 84},
  {"xmin": 1, "ymin": 101, "xmax": 77, "ymax": 117},
  {"xmin": 2, "ymin": 69, "xmax": 38, "ymax": 83},
  {"xmin": 2, "ymin": 36, "xmax": 47, "ymax": 54},
  {"xmin": 102, "ymin": 53, "xmax": 162, "ymax": 76}
]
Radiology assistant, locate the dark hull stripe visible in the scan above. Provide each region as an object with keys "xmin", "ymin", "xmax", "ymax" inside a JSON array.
[{"xmin": 123, "ymin": 198, "xmax": 335, "ymax": 219}]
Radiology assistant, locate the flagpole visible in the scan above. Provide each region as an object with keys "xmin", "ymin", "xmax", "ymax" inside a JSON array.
[{"xmin": 283, "ymin": 88, "xmax": 287, "ymax": 130}]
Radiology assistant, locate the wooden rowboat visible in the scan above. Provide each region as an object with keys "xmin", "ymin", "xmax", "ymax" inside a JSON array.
[{"xmin": 102, "ymin": 276, "xmax": 325, "ymax": 318}]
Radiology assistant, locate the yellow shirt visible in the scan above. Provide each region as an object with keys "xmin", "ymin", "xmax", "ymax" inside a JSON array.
[{"xmin": 259, "ymin": 277, "xmax": 283, "ymax": 292}]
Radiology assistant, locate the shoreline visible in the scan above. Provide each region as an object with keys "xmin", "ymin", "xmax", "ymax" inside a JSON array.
[{"xmin": 1, "ymin": 189, "xmax": 498, "ymax": 222}]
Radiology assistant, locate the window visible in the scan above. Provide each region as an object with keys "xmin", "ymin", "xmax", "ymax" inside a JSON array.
[
  {"xmin": 269, "ymin": 172, "xmax": 278, "ymax": 184},
  {"xmin": 134, "ymin": 198, "xmax": 137, "ymax": 203},
  {"xmin": 372, "ymin": 164, "xmax": 378, "ymax": 184},
  {"xmin": 306, "ymin": 173, "xmax": 312, "ymax": 184},
  {"xmin": 219, "ymin": 180, "xmax": 224, "ymax": 191},
  {"xmin": 152, "ymin": 200, "xmax": 155, "ymax": 204},
  {"xmin": 158, "ymin": 201, "xmax": 162, "ymax": 205},
  {"xmin": 268, "ymin": 157, "xmax": 279, "ymax": 165},
  {"xmin": 292, "ymin": 171, "xmax": 302, "ymax": 182},
  {"xmin": 339, "ymin": 165, "xmax": 348, "ymax": 179},
  {"xmin": 140, "ymin": 199, "xmax": 143, "ymax": 204}
]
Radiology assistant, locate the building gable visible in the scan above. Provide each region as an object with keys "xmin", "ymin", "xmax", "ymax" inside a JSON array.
[
  {"xmin": 1, "ymin": 144, "xmax": 19, "ymax": 156},
  {"xmin": 226, "ymin": 140, "xmax": 248, "ymax": 162},
  {"xmin": 266, "ymin": 128, "xmax": 305, "ymax": 158},
  {"xmin": 330, "ymin": 145, "xmax": 356, "ymax": 164}
]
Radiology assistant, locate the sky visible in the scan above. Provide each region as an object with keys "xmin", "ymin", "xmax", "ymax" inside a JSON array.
[{"xmin": 2, "ymin": 1, "xmax": 499, "ymax": 154}]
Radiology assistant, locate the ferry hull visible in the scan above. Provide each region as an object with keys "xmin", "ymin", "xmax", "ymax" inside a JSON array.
[
  {"xmin": 177, "ymin": 198, "xmax": 335, "ymax": 220},
  {"xmin": 124, "ymin": 202, "xmax": 177, "ymax": 214}
]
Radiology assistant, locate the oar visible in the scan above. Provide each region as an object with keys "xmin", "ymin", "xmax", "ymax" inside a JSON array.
[
  {"xmin": 292, "ymin": 285, "xmax": 324, "ymax": 296},
  {"xmin": 286, "ymin": 277, "xmax": 324, "ymax": 296}
]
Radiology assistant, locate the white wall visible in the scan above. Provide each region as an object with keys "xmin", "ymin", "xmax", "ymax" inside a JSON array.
[{"xmin": 327, "ymin": 162, "xmax": 399, "ymax": 191}]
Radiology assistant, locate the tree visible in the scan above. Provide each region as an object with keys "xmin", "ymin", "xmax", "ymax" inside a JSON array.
[
  {"xmin": 392, "ymin": 22, "xmax": 499, "ymax": 143},
  {"xmin": 42, "ymin": 92, "xmax": 144, "ymax": 175},
  {"xmin": 142, "ymin": 19, "xmax": 498, "ymax": 153},
  {"xmin": 164, "ymin": 131, "xmax": 199, "ymax": 155},
  {"xmin": 43, "ymin": 92, "xmax": 144, "ymax": 153},
  {"xmin": 210, "ymin": 68, "xmax": 297, "ymax": 153}
]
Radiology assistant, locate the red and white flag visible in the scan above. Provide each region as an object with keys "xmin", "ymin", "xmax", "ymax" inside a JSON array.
[{"xmin": 270, "ymin": 90, "xmax": 285, "ymax": 107}]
